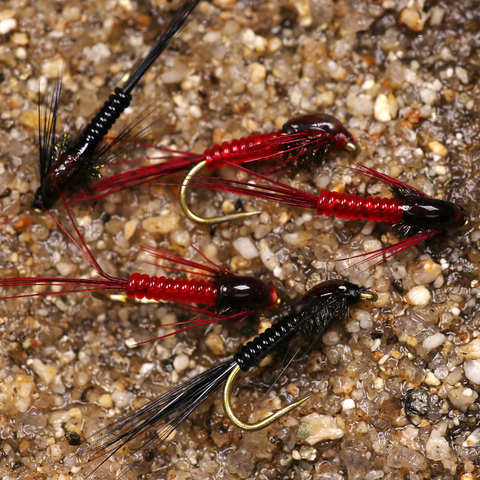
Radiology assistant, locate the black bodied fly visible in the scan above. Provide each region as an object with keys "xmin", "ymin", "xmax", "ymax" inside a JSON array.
[
  {"xmin": 83, "ymin": 280, "xmax": 376, "ymax": 478},
  {"xmin": 33, "ymin": 0, "xmax": 202, "ymax": 211}
]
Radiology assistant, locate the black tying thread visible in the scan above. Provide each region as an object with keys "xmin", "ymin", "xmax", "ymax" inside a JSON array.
[{"xmin": 234, "ymin": 314, "xmax": 299, "ymax": 372}]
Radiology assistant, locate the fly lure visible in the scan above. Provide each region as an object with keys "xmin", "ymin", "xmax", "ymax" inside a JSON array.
[
  {"xmin": 181, "ymin": 162, "xmax": 468, "ymax": 264},
  {"xmin": 33, "ymin": 0, "xmax": 202, "ymax": 211},
  {"xmin": 0, "ymin": 205, "xmax": 277, "ymax": 336},
  {"xmin": 69, "ymin": 113, "xmax": 361, "ymax": 204},
  {"xmin": 84, "ymin": 280, "xmax": 376, "ymax": 477}
]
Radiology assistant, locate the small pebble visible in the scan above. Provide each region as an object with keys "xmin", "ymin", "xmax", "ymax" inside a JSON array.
[
  {"xmin": 142, "ymin": 212, "xmax": 180, "ymax": 235},
  {"xmin": 413, "ymin": 259, "xmax": 442, "ymax": 284},
  {"xmin": 374, "ymin": 94, "xmax": 391, "ymax": 122},
  {"xmin": 111, "ymin": 388, "xmax": 135, "ymax": 408},
  {"xmin": 458, "ymin": 339, "xmax": 480, "ymax": 359},
  {"xmin": 447, "ymin": 387, "xmax": 478, "ymax": 413},
  {"xmin": 205, "ymin": 332, "xmax": 225, "ymax": 355},
  {"xmin": 404, "ymin": 286, "xmax": 431, "ymax": 306},
  {"xmin": 422, "ymin": 333, "xmax": 446, "ymax": 353},
  {"xmin": 428, "ymin": 141, "xmax": 448, "ymax": 157},
  {"xmin": 98, "ymin": 394, "xmax": 113, "ymax": 409},
  {"xmin": 0, "ymin": 18, "xmax": 17, "ymax": 35},
  {"xmin": 299, "ymin": 413, "xmax": 344, "ymax": 445},
  {"xmin": 232, "ymin": 237, "xmax": 259, "ymax": 260},
  {"xmin": 425, "ymin": 429, "xmax": 452, "ymax": 461},
  {"xmin": 463, "ymin": 359, "xmax": 480, "ymax": 385},
  {"xmin": 386, "ymin": 445, "xmax": 427, "ymax": 472},
  {"xmin": 399, "ymin": 8, "xmax": 425, "ymax": 32},
  {"xmin": 173, "ymin": 353, "xmax": 190, "ymax": 373}
]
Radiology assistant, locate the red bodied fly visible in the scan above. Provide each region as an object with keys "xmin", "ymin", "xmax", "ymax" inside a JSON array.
[{"xmin": 69, "ymin": 113, "xmax": 361, "ymax": 203}]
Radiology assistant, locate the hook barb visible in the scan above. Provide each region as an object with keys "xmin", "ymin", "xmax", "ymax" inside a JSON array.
[
  {"xmin": 180, "ymin": 160, "xmax": 261, "ymax": 225},
  {"xmin": 223, "ymin": 365, "xmax": 310, "ymax": 431}
]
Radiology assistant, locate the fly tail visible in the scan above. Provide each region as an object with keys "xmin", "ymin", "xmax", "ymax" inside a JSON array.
[{"xmin": 83, "ymin": 360, "xmax": 237, "ymax": 479}]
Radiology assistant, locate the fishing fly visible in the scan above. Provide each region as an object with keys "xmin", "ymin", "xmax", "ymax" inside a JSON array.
[
  {"xmin": 69, "ymin": 113, "xmax": 361, "ymax": 206},
  {"xmin": 82, "ymin": 280, "xmax": 376, "ymax": 477},
  {"xmin": 0, "ymin": 204, "xmax": 278, "ymax": 336},
  {"xmin": 181, "ymin": 162, "xmax": 469, "ymax": 265},
  {"xmin": 33, "ymin": 0, "xmax": 202, "ymax": 211}
]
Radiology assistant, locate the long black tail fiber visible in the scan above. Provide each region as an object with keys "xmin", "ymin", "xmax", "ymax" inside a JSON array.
[
  {"xmin": 122, "ymin": 0, "xmax": 202, "ymax": 94},
  {"xmin": 85, "ymin": 360, "xmax": 236, "ymax": 477}
]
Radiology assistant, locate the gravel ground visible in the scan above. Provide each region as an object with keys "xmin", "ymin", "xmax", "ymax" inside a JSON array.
[{"xmin": 1, "ymin": 0, "xmax": 480, "ymax": 479}]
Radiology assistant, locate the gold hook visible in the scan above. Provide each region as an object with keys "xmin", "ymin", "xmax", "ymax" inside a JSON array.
[
  {"xmin": 223, "ymin": 365, "xmax": 310, "ymax": 431},
  {"xmin": 345, "ymin": 141, "xmax": 362, "ymax": 157},
  {"xmin": 179, "ymin": 160, "xmax": 261, "ymax": 225}
]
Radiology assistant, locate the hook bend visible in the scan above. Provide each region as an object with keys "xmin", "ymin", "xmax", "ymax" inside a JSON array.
[
  {"xmin": 180, "ymin": 160, "xmax": 261, "ymax": 225},
  {"xmin": 223, "ymin": 364, "xmax": 310, "ymax": 431}
]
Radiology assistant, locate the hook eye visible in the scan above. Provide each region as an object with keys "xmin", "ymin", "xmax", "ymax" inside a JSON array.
[{"xmin": 179, "ymin": 160, "xmax": 261, "ymax": 225}]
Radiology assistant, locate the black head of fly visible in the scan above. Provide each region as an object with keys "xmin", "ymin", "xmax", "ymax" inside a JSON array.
[
  {"xmin": 281, "ymin": 113, "xmax": 361, "ymax": 167},
  {"xmin": 389, "ymin": 183, "xmax": 469, "ymax": 239},
  {"xmin": 32, "ymin": 0, "xmax": 202, "ymax": 211}
]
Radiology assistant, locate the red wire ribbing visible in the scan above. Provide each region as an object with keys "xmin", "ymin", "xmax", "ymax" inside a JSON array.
[
  {"xmin": 126, "ymin": 273, "xmax": 218, "ymax": 306},
  {"xmin": 204, "ymin": 131, "xmax": 283, "ymax": 169},
  {"xmin": 316, "ymin": 190, "xmax": 404, "ymax": 224}
]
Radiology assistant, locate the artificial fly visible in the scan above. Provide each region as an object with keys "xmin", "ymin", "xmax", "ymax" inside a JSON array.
[
  {"xmin": 33, "ymin": 0, "xmax": 202, "ymax": 211},
  {"xmin": 69, "ymin": 113, "xmax": 361, "ymax": 204},
  {"xmin": 82, "ymin": 280, "xmax": 376, "ymax": 478},
  {"xmin": 182, "ymin": 162, "xmax": 469, "ymax": 266},
  {"xmin": 0, "ymin": 204, "xmax": 277, "ymax": 337}
]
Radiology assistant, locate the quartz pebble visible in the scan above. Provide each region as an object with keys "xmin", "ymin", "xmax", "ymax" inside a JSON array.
[
  {"xmin": 405, "ymin": 286, "xmax": 431, "ymax": 306},
  {"xmin": 142, "ymin": 212, "xmax": 180, "ymax": 235},
  {"xmin": 111, "ymin": 388, "xmax": 135, "ymax": 408},
  {"xmin": 457, "ymin": 339, "xmax": 480, "ymax": 359},
  {"xmin": 413, "ymin": 259, "xmax": 442, "ymax": 284},
  {"xmin": 299, "ymin": 413, "xmax": 344, "ymax": 445},
  {"xmin": 463, "ymin": 359, "xmax": 480, "ymax": 384},
  {"xmin": 425, "ymin": 429, "xmax": 452, "ymax": 461},
  {"xmin": 447, "ymin": 387, "xmax": 478, "ymax": 413},
  {"xmin": 422, "ymin": 333, "xmax": 446, "ymax": 353},
  {"xmin": 386, "ymin": 445, "xmax": 427, "ymax": 472},
  {"xmin": 232, "ymin": 237, "xmax": 259, "ymax": 259}
]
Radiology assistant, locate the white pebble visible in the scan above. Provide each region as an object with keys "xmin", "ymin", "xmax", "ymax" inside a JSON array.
[
  {"xmin": 341, "ymin": 399, "xmax": 355, "ymax": 411},
  {"xmin": 30, "ymin": 359, "xmax": 58, "ymax": 385},
  {"xmin": 463, "ymin": 428, "xmax": 480, "ymax": 447},
  {"xmin": 374, "ymin": 94, "xmax": 392, "ymax": 122},
  {"xmin": 111, "ymin": 388, "xmax": 135, "ymax": 408},
  {"xmin": 299, "ymin": 413, "xmax": 345, "ymax": 445},
  {"xmin": 353, "ymin": 309, "xmax": 373, "ymax": 329},
  {"xmin": 426, "ymin": 429, "xmax": 452, "ymax": 461},
  {"xmin": 258, "ymin": 239, "xmax": 280, "ymax": 271},
  {"xmin": 232, "ymin": 237, "xmax": 259, "ymax": 260},
  {"xmin": 422, "ymin": 333, "xmax": 446, "ymax": 353},
  {"xmin": 455, "ymin": 66, "xmax": 469, "ymax": 84},
  {"xmin": 56, "ymin": 261, "xmax": 78, "ymax": 277},
  {"xmin": 323, "ymin": 331, "xmax": 340, "ymax": 346},
  {"xmin": 363, "ymin": 238, "xmax": 382, "ymax": 253},
  {"xmin": 405, "ymin": 285, "xmax": 431, "ymax": 306},
  {"xmin": 464, "ymin": 359, "xmax": 480, "ymax": 384},
  {"xmin": 448, "ymin": 387, "xmax": 478, "ymax": 413},
  {"xmin": 0, "ymin": 18, "xmax": 17, "ymax": 35},
  {"xmin": 173, "ymin": 353, "xmax": 189, "ymax": 373}
]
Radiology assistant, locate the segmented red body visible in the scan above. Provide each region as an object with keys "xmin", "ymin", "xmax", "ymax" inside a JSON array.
[
  {"xmin": 204, "ymin": 131, "xmax": 283, "ymax": 169},
  {"xmin": 126, "ymin": 273, "xmax": 218, "ymax": 306},
  {"xmin": 316, "ymin": 190, "xmax": 405, "ymax": 223}
]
